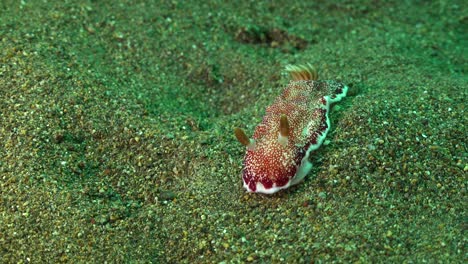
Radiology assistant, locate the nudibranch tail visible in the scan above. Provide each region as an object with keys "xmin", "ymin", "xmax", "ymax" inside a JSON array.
[{"xmin": 235, "ymin": 64, "xmax": 348, "ymax": 194}]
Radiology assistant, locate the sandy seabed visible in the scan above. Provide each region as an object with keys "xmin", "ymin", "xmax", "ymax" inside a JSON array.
[{"xmin": 1, "ymin": 1, "xmax": 466, "ymax": 263}]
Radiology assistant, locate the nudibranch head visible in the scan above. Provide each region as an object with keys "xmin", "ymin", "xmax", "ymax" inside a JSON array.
[
  {"xmin": 235, "ymin": 64, "xmax": 347, "ymax": 194},
  {"xmin": 240, "ymin": 114, "xmax": 311, "ymax": 194}
]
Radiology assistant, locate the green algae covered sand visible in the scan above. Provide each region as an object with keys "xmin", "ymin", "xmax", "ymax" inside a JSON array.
[{"xmin": 0, "ymin": 0, "xmax": 466, "ymax": 262}]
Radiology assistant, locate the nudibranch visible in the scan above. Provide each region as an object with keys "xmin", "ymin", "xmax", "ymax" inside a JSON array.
[{"xmin": 235, "ymin": 64, "xmax": 348, "ymax": 194}]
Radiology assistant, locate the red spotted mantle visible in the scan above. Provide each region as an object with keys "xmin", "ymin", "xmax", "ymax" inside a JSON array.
[{"xmin": 235, "ymin": 64, "xmax": 348, "ymax": 194}]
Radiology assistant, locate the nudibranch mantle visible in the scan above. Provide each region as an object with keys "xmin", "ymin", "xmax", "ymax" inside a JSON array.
[{"xmin": 235, "ymin": 64, "xmax": 348, "ymax": 194}]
